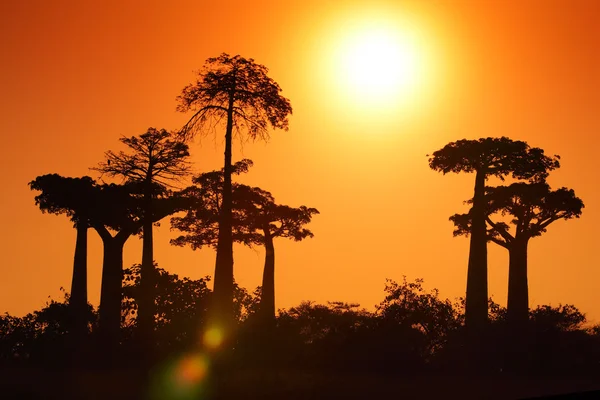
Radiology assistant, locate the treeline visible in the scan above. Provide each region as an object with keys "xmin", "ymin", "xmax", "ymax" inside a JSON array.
[{"xmin": 1, "ymin": 271, "xmax": 599, "ymax": 376}]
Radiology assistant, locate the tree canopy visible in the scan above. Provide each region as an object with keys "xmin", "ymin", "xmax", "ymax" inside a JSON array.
[
  {"xmin": 428, "ymin": 137, "xmax": 560, "ymax": 180},
  {"xmin": 177, "ymin": 53, "xmax": 292, "ymax": 142},
  {"xmin": 450, "ymin": 182, "xmax": 584, "ymax": 246}
]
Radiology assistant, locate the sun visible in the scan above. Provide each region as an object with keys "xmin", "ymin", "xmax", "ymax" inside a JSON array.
[
  {"xmin": 313, "ymin": 10, "xmax": 433, "ymax": 123},
  {"xmin": 339, "ymin": 28, "xmax": 420, "ymax": 102}
]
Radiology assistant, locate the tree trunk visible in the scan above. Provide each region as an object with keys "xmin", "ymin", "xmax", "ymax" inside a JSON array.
[
  {"xmin": 70, "ymin": 221, "xmax": 88, "ymax": 338},
  {"xmin": 465, "ymin": 169, "xmax": 489, "ymax": 331},
  {"xmin": 259, "ymin": 228, "xmax": 276, "ymax": 326},
  {"xmin": 505, "ymin": 237, "xmax": 530, "ymax": 372},
  {"xmin": 211, "ymin": 90, "xmax": 236, "ymax": 336},
  {"xmin": 507, "ymin": 238, "xmax": 529, "ymax": 327},
  {"xmin": 98, "ymin": 234, "xmax": 127, "ymax": 354},
  {"xmin": 138, "ymin": 186, "xmax": 155, "ymax": 350}
]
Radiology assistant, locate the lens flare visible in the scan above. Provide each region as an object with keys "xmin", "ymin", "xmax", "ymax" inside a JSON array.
[
  {"xmin": 176, "ymin": 353, "xmax": 209, "ymax": 387},
  {"xmin": 202, "ymin": 327, "xmax": 224, "ymax": 350},
  {"xmin": 149, "ymin": 352, "xmax": 211, "ymax": 400}
]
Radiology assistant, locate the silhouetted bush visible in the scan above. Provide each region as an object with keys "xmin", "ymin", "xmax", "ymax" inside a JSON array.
[{"xmin": 1, "ymin": 275, "xmax": 599, "ymax": 378}]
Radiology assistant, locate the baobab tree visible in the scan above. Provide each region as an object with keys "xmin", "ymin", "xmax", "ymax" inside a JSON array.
[
  {"xmin": 89, "ymin": 182, "xmax": 143, "ymax": 348},
  {"xmin": 235, "ymin": 186, "xmax": 319, "ymax": 326},
  {"xmin": 176, "ymin": 53, "xmax": 293, "ymax": 333},
  {"xmin": 93, "ymin": 128, "xmax": 190, "ymax": 343},
  {"xmin": 171, "ymin": 161, "xmax": 318, "ymax": 326},
  {"xmin": 88, "ymin": 183, "xmax": 187, "ymax": 352},
  {"xmin": 29, "ymin": 174, "xmax": 96, "ymax": 342},
  {"xmin": 451, "ymin": 182, "xmax": 584, "ymax": 328},
  {"xmin": 428, "ymin": 137, "xmax": 559, "ymax": 331}
]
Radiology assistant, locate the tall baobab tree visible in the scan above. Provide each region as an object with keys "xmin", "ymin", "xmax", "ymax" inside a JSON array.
[
  {"xmin": 429, "ymin": 137, "xmax": 559, "ymax": 331},
  {"xmin": 451, "ymin": 182, "xmax": 584, "ymax": 328},
  {"xmin": 176, "ymin": 54, "xmax": 293, "ymax": 333},
  {"xmin": 93, "ymin": 128, "xmax": 190, "ymax": 343},
  {"xmin": 29, "ymin": 174, "xmax": 96, "ymax": 342},
  {"xmin": 90, "ymin": 183, "xmax": 186, "ymax": 352},
  {"xmin": 89, "ymin": 182, "xmax": 143, "ymax": 349}
]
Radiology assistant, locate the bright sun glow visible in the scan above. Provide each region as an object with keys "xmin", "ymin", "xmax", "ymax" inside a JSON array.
[
  {"xmin": 340, "ymin": 28, "xmax": 420, "ymax": 102},
  {"xmin": 315, "ymin": 10, "xmax": 435, "ymax": 126}
]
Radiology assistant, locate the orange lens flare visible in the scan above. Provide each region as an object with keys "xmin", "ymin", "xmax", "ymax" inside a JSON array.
[{"xmin": 175, "ymin": 353, "xmax": 209, "ymax": 387}]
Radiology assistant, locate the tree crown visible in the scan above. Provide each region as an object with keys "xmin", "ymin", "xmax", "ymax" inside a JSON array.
[
  {"xmin": 450, "ymin": 181, "xmax": 584, "ymax": 246},
  {"xmin": 171, "ymin": 159, "xmax": 319, "ymax": 249},
  {"xmin": 30, "ymin": 174, "xmax": 97, "ymax": 225},
  {"xmin": 428, "ymin": 137, "xmax": 560, "ymax": 181},
  {"xmin": 92, "ymin": 127, "xmax": 190, "ymax": 191},
  {"xmin": 176, "ymin": 53, "xmax": 293, "ymax": 142}
]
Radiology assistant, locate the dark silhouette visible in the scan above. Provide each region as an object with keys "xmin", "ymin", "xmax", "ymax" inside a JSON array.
[
  {"xmin": 92, "ymin": 128, "xmax": 190, "ymax": 351},
  {"xmin": 176, "ymin": 53, "xmax": 293, "ymax": 337},
  {"xmin": 451, "ymin": 182, "xmax": 583, "ymax": 329},
  {"xmin": 170, "ymin": 159, "xmax": 262, "ymax": 251},
  {"xmin": 171, "ymin": 160, "xmax": 318, "ymax": 326},
  {"xmin": 86, "ymin": 183, "xmax": 186, "ymax": 352},
  {"xmin": 89, "ymin": 183, "xmax": 144, "ymax": 351},
  {"xmin": 236, "ymin": 186, "xmax": 319, "ymax": 326},
  {"xmin": 29, "ymin": 175, "xmax": 96, "ymax": 348},
  {"xmin": 121, "ymin": 263, "xmax": 212, "ymax": 353},
  {"xmin": 428, "ymin": 138, "xmax": 560, "ymax": 332},
  {"xmin": 2, "ymin": 276, "xmax": 600, "ymax": 398}
]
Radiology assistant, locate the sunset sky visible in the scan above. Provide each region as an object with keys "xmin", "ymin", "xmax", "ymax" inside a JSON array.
[{"xmin": 1, "ymin": 0, "xmax": 599, "ymax": 321}]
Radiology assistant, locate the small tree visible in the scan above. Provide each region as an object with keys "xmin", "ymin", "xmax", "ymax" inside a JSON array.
[
  {"xmin": 176, "ymin": 53, "xmax": 293, "ymax": 334},
  {"xmin": 92, "ymin": 128, "xmax": 190, "ymax": 344},
  {"xmin": 429, "ymin": 137, "xmax": 559, "ymax": 331},
  {"xmin": 377, "ymin": 277, "xmax": 461, "ymax": 356},
  {"xmin": 121, "ymin": 263, "xmax": 212, "ymax": 351}
]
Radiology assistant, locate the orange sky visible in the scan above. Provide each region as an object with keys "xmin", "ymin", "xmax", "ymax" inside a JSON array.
[{"xmin": 1, "ymin": 1, "xmax": 599, "ymax": 321}]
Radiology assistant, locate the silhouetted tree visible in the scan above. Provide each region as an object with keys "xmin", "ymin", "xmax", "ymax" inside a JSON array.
[
  {"xmin": 176, "ymin": 53, "xmax": 293, "ymax": 334},
  {"xmin": 377, "ymin": 277, "xmax": 462, "ymax": 356},
  {"xmin": 275, "ymin": 301, "xmax": 374, "ymax": 369},
  {"xmin": 530, "ymin": 304, "xmax": 586, "ymax": 332},
  {"xmin": 29, "ymin": 174, "xmax": 96, "ymax": 343},
  {"xmin": 172, "ymin": 161, "xmax": 318, "ymax": 326},
  {"xmin": 92, "ymin": 128, "xmax": 190, "ymax": 347},
  {"xmin": 451, "ymin": 182, "xmax": 583, "ymax": 327},
  {"xmin": 236, "ymin": 186, "xmax": 319, "ymax": 326},
  {"xmin": 428, "ymin": 138, "xmax": 559, "ymax": 331},
  {"xmin": 121, "ymin": 265, "xmax": 258, "ymax": 354},
  {"xmin": 90, "ymin": 183, "xmax": 143, "ymax": 349},
  {"xmin": 121, "ymin": 263, "xmax": 211, "ymax": 352},
  {"xmin": 0, "ymin": 290, "xmax": 96, "ymax": 366},
  {"xmin": 90, "ymin": 184, "xmax": 187, "ymax": 352}
]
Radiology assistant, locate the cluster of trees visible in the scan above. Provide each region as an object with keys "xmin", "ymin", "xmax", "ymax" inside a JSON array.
[
  {"xmin": 429, "ymin": 138, "xmax": 584, "ymax": 366},
  {"xmin": 2, "ymin": 272, "xmax": 599, "ymax": 376},
  {"xmin": 27, "ymin": 54, "xmax": 316, "ymax": 363},
  {"xmin": 17, "ymin": 53, "xmax": 591, "ymax": 376}
]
